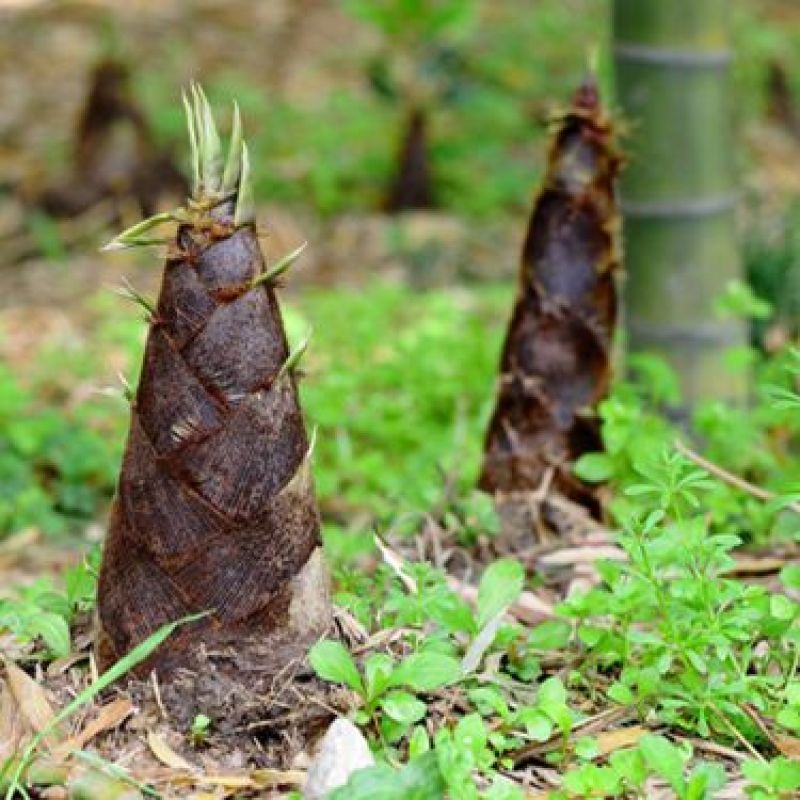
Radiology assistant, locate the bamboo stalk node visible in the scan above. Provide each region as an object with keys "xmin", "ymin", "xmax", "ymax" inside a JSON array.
[
  {"xmin": 613, "ymin": 43, "xmax": 732, "ymax": 69},
  {"xmin": 629, "ymin": 320, "xmax": 744, "ymax": 348},
  {"xmin": 620, "ymin": 193, "xmax": 738, "ymax": 219}
]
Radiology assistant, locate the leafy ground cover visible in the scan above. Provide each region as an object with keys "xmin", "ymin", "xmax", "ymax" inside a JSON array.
[
  {"xmin": 1, "ymin": 278, "xmax": 799, "ymax": 797},
  {"xmin": 1, "ymin": 1, "xmax": 800, "ymax": 796}
]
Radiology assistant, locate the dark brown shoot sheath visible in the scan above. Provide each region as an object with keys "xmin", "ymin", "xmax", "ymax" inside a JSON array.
[
  {"xmin": 478, "ymin": 79, "xmax": 621, "ymax": 513},
  {"xmin": 39, "ymin": 59, "xmax": 186, "ymax": 219},
  {"xmin": 385, "ymin": 108, "xmax": 434, "ymax": 212},
  {"xmin": 97, "ymin": 98, "xmax": 329, "ymax": 677}
]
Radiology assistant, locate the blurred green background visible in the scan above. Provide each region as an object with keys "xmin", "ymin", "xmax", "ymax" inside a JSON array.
[{"xmin": 0, "ymin": 0, "xmax": 799, "ymax": 568}]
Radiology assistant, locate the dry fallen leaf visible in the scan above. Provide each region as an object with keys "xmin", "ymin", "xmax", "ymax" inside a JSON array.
[
  {"xmin": 53, "ymin": 696, "xmax": 134, "ymax": 758},
  {"xmin": 776, "ymin": 734, "xmax": 800, "ymax": 760},
  {"xmin": 538, "ymin": 545, "xmax": 627, "ymax": 568},
  {"xmin": 147, "ymin": 729, "xmax": 195, "ymax": 771},
  {"xmin": 594, "ymin": 726, "xmax": 647, "ymax": 757},
  {"xmin": 251, "ymin": 768, "xmax": 305, "ymax": 787},
  {"xmin": 0, "ymin": 676, "xmax": 27, "ymax": 763},
  {"xmin": 374, "ymin": 534, "xmax": 418, "ymax": 594},
  {"xmin": 3, "ymin": 659, "xmax": 62, "ymax": 746}
]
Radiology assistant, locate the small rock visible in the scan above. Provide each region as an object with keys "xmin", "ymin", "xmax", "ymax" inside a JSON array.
[{"xmin": 303, "ymin": 717, "xmax": 374, "ymax": 800}]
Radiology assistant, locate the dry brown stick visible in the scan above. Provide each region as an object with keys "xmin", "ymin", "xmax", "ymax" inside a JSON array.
[
  {"xmin": 511, "ymin": 706, "xmax": 633, "ymax": 766},
  {"xmin": 675, "ymin": 439, "xmax": 800, "ymax": 515}
]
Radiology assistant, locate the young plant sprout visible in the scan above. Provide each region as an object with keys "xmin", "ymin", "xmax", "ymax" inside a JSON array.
[
  {"xmin": 479, "ymin": 76, "xmax": 621, "ymax": 517},
  {"xmin": 96, "ymin": 85, "xmax": 331, "ymax": 678}
]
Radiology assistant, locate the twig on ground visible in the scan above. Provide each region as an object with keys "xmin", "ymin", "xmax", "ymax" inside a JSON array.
[{"xmin": 675, "ymin": 439, "xmax": 800, "ymax": 515}]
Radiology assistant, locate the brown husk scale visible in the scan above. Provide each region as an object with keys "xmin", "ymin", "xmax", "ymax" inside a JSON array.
[
  {"xmin": 478, "ymin": 79, "xmax": 622, "ymax": 515},
  {"xmin": 97, "ymin": 198, "xmax": 330, "ymax": 679}
]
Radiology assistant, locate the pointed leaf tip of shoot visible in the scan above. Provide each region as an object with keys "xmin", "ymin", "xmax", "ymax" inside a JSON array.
[
  {"xmin": 100, "ymin": 240, "xmax": 126, "ymax": 253},
  {"xmin": 197, "ymin": 83, "xmax": 222, "ymax": 194},
  {"xmin": 114, "ymin": 277, "xmax": 155, "ymax": 315},
  {"xmin": 278, "ymin": 327, "xmax": 312, "ymax": 380},
  {"xmin": 222, "ymin": 100, "xmax": 243, "ymax": 193},
  {"xmin": 183, "ymin": 89, "xmax": 200, "ymax": 196},
  {"xmin": 234, "ymin": 140, "xmax": 255, "ymax": 227},
  {"xmin": 307, "ymin": 425, "xmax": 318, "ymax": 459},
  {"xmin": 252, "ymin": 241, "xmax": 308, "ymax": 288},
  {"xmin": 101, "ymin": 211, "xmax": 175, "ymax": 253}
]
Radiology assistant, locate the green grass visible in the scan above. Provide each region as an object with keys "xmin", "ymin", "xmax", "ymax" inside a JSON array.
[
  {"xmin": 0, "ymin": 282, "xmax": 512, "ymax": 542},
  {"xmin": 3, "ymin": 277, "xmax": 800, "ymax": 798}
]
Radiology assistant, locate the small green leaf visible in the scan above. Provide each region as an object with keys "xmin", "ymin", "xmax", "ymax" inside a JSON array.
[
  {"xmin": 408, "ymin": 725, "xmax": 430, "ymax": 759},
  {"xmin": 364, "ymin": 653, "xmax": 394, "ymax": 702},
  {"xmin": 182, "ymin": 90, "xmax": 200, "ymax": 196},
  {"xmin": 328, "ymin": 751, "xmax": 444, "ymax": 800},
  {"xmin": 607, "ymin": 682, "xmax": 634, "ymax": 706},
  {"xmin": 101, "ymin": 212, "xmax": 175, "ymax": 252},
  {"xmin": 786, "ymin": 682, "xmax": 800, "ymax": 706},
  {"xmin": 380, "ymin": 691, "xmax": 427, "ymax": 725},
  {"xmin": 574, "ymin": 736, "xmax": 600, "ymax": 760},
  {"xmin": 777, "ymin": 707, "xmax": 800, "ymax": 733},
  {"xmin": 529, "ymin": 620, "xmax": 571, "ymax": 650},
  {"xmin": 537, "ymin": 677, "xmax": 567, "ymax": 708},
  {"xmin": 484, "ymin": 776, "xmax": 524, "ymax": 800},
  {"xmin": 686, "ymin": 650, "xmax": 708, "ymax": 675},
  {"xmin": 781, "ymin": 564, "xmax": 800, "ymax": 590},
  {"xmin": 252, "ymin": 242, "xmax": 308, "ymax": 288},
  {"xmin": 454, "ymin": 713, "xmax": 487, "ymax": 760},
  {"xmin": 639, "ymin": 734, "xmax": 687, "ymax": 796},
  {"xmin": 573, "ymin": 452, "xmax": 614, "ymax": 483},
  {"xmin": 514, "ymin": 708, "xmax": 552, "ymax": 742},
  {"xmin": 771, "ymin": 594, "xmax": 797, "ymax": 621},
  {"xmin": 278, "ymin": 327, "xmax": 313, "ymax": 380},
  {"xmin": 477, "ymin": 559, "xmax": 524, "ymax": 629},
  {"xmin": 308, "ymin": 640, "xmax": 363, "ymax": 694},
  {"xmin": 195, "ymin": 83, "xmax": 222, "ymax": 193},
  {"xmin": 27, "ymin": 613, "xmax": 70, "ymax": 659},
  {"xmin": 713, "ymin": 279, "xmax": 772, "ymax": 320},
  {"xmin": 389, "ymin": 652, "xmax": 461, "ymax": 692}
]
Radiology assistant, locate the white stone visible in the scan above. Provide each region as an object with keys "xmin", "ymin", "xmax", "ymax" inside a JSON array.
[{"xmin": 303, "ymin": 717, "xmax": 374, "ymax": 799}]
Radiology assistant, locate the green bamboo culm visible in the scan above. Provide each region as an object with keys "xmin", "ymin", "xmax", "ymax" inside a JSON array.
[{"xmin": 613, "ymin": 0, "xmax": 746, "ymax": 404}]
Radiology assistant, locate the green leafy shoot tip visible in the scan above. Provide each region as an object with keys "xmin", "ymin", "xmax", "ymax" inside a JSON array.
[
  {"xmin": 183, "ymin": 90, "xmax": 200, "ymax": 196},
  {"xmin": 190, "ymin": 83, "xmax": 206, "ymax": 193},
  {"xmin": 196, "ymin": 83, "xmax": 222, "ymax": 194},
  {"xmin": 101, "ymin": 212, "xmax": 175, "ymax": 252},
  {"xmin": 252, "ymin": 241, "xmax": 308, "ymax": 288},
  {"xmin": 222, "ymin": 100, "xmax": 243, "ymax": 194},
  {"xmin": 278, "ymin": 327, "xmax": 312, "ymax": 381},
  {"xmin": 306, "ymin": 425, "xmax": 318, "ymax": 461},
  {"xmin": 234, "ymin": 141, "xmax": 255, "ymax": 227},
  {"xmin": 117, "ymin": 371, "xmax": 134, "ymax": 403},
  {"xmin": 114, "ymin": 278, "xmax": 155, "ymax": 316}
]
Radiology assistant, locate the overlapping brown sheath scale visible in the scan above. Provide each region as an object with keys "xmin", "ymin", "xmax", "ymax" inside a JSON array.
[
  {"xmin": 478, "ymin": 79, "xmax": 621, "ymax": 514},
  {"xmin": 96, "ymin": 93, "xmax": 328, "ymax": 676}
]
